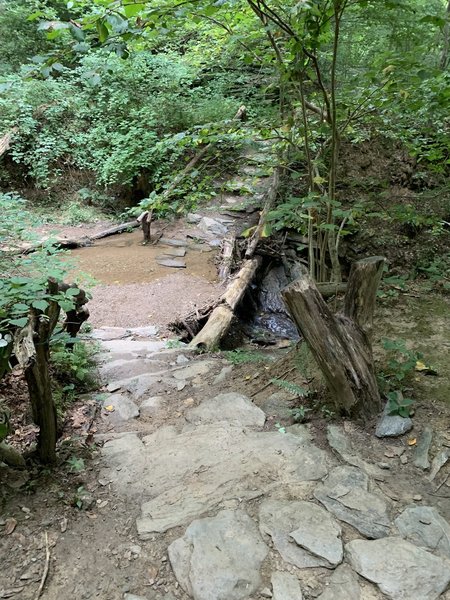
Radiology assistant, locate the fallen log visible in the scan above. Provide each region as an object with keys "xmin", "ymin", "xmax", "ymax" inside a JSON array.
[
  {"xmin": 189, "ymin": 256, "xmax": 263, "ymax": 350},
  {"xmin": 218, "ymin": 234, "xmax": 236, "ymax": 281},
  {"xmin": 282, "ymin": 256, "xmax": 385, "ymax": 420},
  {"xmin": 0, "ymin": 128, "xmax": 17, "ymax": 157},
  {"xmin": 245, "ymin": 167, "xmax": 280, "ymax": 259}
]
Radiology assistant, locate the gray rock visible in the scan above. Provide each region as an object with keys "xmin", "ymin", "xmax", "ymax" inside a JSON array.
[
  {"xmin": 327, "ymin": 425, "xmax": 383, "ymax": 478},
  {"xmin": 198, "ymin": 216, "xmax": 228, "ymax": 237},
  {"xmin": 213, "ymin": 365, "xmax": 233, "ymax": 384},
  {"xmin": 314, "ymin": 465, "xmax": 391, "ymax": 539},
  {"xmin": 99, "ymin": 358, "xmax": 167, "ymax": 381},
  {"xmin": 157, "ymin": 246, "xmax": 187, "ymax": 257},
  {"xmin": 395, "ymin": 505, "xmax": 450, "ymax": 558},
  {"xmin": 413, "ymin": 426, "xmax": 433, "ymax": 469},
  {"xmin": 186, "ymin": 393, "xmax": 266, "ymax": 428},
  {"xmin": 127, "ymin": 325, "xmax": 159, "ymax": 337},
  {"xmin": 375, "ymin": 403, "xmax": 413, "ymax": 438},
  {"xmin": 158, "ymin": 237, "xmax": 187, "ymax": 247},
  {"xmin": 317, "ymin": 564, "xmax": 361, "ymax": 600},
  {"xmin": 428, "ymin": 448, "xmax": 449, "ymax": 481},
  {"xmin": 103, "ymin": 394, "xmax": 139, "ymax": 422},
  {"xmin": 91, "ymin": 327, "xmax": 129, "ymax": 341},
  {"xmin": 259, "ymin": 499, "xmax": 342, "ymax": 569},
  {"xmin": 124, "ymin": 595, "xmax": 148, "ymax": 600},
  {"xmin": 101, "ymin": 339, "xmax": 167, "ymax": 355},
  {"xmin": 186, "ymin": 213, "xmax": 202, "ymax": 224},
  {"xmin": 168, "ymin": 509, "xmax": 268, "ymax": 600},
  {"xmin": 106, "ymin": 374, "xmax": 160, "ymax": 399},
  {"xmin": 156, "ymin": 257, "xmax": 186, "ymax": 268},
  {"xmin": 259, "ymin": 393, "xmax": 293, "ymax": 420},
  {"xmin": 133, "ymin": 427, "xmax": 329, "ymax": 535},
  {"xmin": 285, "ymin": 424, "xmax": 313, "ymax": 444},
  {"xmin": 172, "ymin": 361, "xmax": 215, "ymax": 380},
  {"xmin": 346, "ymin": 537, "xmax": 450, "ymax": 600},
  {"xmin": 176, "ymin": 354, "xmax": 189, "ymax": 365},
  {"xmin": 208, "ymin": 238, "xmax": 222, "ymax": 247},
  {"xmin": 271, "ymin": 572, "xmax": 303, "ymax": 600},
  {"xmin": 140, "ymin": 396, "xmax": 164, "ymax": 417}
]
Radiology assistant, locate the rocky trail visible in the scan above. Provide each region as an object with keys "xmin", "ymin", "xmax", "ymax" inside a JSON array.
[{"xmin": 1, "ymin": 142, "xmax": 450, "ymax": 600}]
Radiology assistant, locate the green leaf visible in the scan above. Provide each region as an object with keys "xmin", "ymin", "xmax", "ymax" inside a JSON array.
[
  {"xmin": 32, "ymin": 300, "xmax": 49, "ymax": 311},
  {"xmin": 96, "ymin": 20, "xmax": 109, "ymax": 43},
  {"xmin": 65, "ymin": 288, "xmax": 80, "ymax": 297},
  {"xmin": 9, "ymin": 317, "xmax": 28, "ymax": 328},
  {"xmin": 69, "ymin": 23, "xmax": 85, "ymax": 42},
  {"xmin": 124, "ymin": 3, "xmax": 146, "ymax": 17},
  {"xmin": 12, "ymin": 303, "xmax": 30, "ymax": 313}
]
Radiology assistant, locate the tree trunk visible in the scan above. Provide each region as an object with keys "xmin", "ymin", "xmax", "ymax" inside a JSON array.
[
  {"xmin": 282, "ymin": 256, "xmax": 385, "ymax": 420},
  {"xmin": 218, "ymin": 234, "xmax": 236, "ymax": 281}
]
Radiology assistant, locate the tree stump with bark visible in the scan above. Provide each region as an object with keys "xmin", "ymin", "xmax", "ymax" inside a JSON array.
[{"xmin": 282, "ymin": 256, "xmax": 385, "ymax": 420}]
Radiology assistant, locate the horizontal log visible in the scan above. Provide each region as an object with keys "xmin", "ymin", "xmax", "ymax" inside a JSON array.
[{"xmin": 189, "ymin": 305, "xmax": 234, "ymax": 350}]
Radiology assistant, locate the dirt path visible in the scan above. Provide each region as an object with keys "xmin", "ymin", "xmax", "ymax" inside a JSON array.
[{"xmin": 2, "ymin": 143, "xmax": 450, "ymax": 600}]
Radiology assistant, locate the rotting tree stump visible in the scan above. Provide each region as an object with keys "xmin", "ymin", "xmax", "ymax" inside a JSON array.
[{"xmin": 282, "ymin": 256, "xmax": 385, "ymax": 420}]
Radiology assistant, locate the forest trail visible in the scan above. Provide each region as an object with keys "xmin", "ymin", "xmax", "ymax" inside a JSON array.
[
  {"xmin": 42, "ymin": 321, "xmax": 449, "ymax": 600},
  {"xmin": 2, "ymin": 143, "xmax": 450, "ymax": 600}
]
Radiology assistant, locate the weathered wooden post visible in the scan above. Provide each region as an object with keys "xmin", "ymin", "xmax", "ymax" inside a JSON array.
[{"xmin": 282, "ymin": 256, "xmax": 385, "ymax": 420}]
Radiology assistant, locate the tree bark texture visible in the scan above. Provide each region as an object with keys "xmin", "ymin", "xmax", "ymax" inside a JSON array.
[
  {"xmin": 282, "ymin": 256, "xmax": 385, "ymax": 420},
  {"xmin": 189, "ymin": 256, "xmax": 263, "ymax": 350}
]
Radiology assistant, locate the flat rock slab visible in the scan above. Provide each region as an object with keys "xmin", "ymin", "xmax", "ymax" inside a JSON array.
[
  {"xmin": 91, "ymin": 327, "xmax": 129, "ymax": 341},
  {"xmin": 185, "ymin": 393, "xmax": 266, "ymax": 428},
  {"xmin": 101, "ymin": 339, "xmax": 167, "ymax": 356},
  {"xmin": 346, "ymin": 537, "xmax": 450, "ymax": 600},
  {"xmin": 395, "ymin": 505, "xmax": 450, "ymax": 558},
  {"xmin": 259, "ymin": 499, "xmax": 342, "ymax": 569},
  {"xmin": 314, "ymin": 465, "xmax": 391, "ymax": 539},
  {"xmin": 102, "ymin": 393, "xmax": 139, "ymax": 422},
  {"xmin": 156, "ymin": 257, "xmax": 186, "ymax": 268},
  {"xmin": 327, "ymin": 424, "xmax": 383, "ymax": 478},
  {"xmin": 158, "ymin": 237, "xmax": 187, "ymax": 247},
  {"xmin": 140, "ymin": 396, "xmax": 165, "ymax": 417},
  {"xmin": 106, "ymin": 374, "xmax": 160, "ymax": 399},
  {"xmin": 168, "ymin": 509, "xmax": 268, "ymax": 600},
  {"xmin": 99, "ymin": 358, "xmax": 167, "ymax": 382},
  {"xmin": 172, "ymin": 361, "xmax": 215, "ymax": 381},
  {"xmin": 375, "ymin": 404, "xmax": 413, "ymax": 438},
  {"xmin": 157, "ymin": 247, "xmax": 186, "ymax": 257},
  {"xmin": 317, "ymin": 564, "xmax": 361, "ymax": 600},
  {"xmin": 102, "ymin": 426, "xmax": 329, "ymax": 533},
  {"xmin": 127, "ymin": 325, "xmax": 159, "ymax": 337},
  {"xmin": 198, "ymin": 216, "xmax": 228, "ymax": 236},
  {"xmin": 271, "ymin": 572, "xmax": 303, "ymax": 600}
]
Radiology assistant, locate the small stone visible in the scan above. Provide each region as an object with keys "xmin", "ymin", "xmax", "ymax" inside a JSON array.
[
  {"xmin": 413, "ymin": 494, "xmax": 422, "ymax": 501},
  {"xmin": 375, "ymin": 403, "xmax": 413, "ymax": 438},
  {"xmin": 346, "ymin": 537, "xmax": 450, "ymax": 600},
  {"xmin": 414, "ymin": 427, "xmax": 433, "ymax": 470},
  {"xmin": 168, "ymin": 509, "xmax": 268, "ymax": 600},
  {"xmin": 103, "ymin": 394, "xmax": 139, "ymax": 422},
  {"xmin": 317, "ymin": 564, "xmax": 361, "ymax": 600},
  {"xmin": 395, "ymin": 505, "xmax": 450, "ymax": 559},
  {"xmin": 156, "ymin": 257, "xmax": 186, "ymax": 268},
  {"xmin": 400, "ymin": 454, "xmax": 408, "ymax": 465},
  {"xmin": 271, "ymin": 572, "xmax": 303, "ymax": 600},
  {"xmin": 378, "ymin": 462, "xmax": 391, "ymax": 470},
  {"xmin": 314, "ymin": 465, "xmax": 390, "ymax": 539},
  {"xmin": 176, "ymin": 355, "xmax": 189, "ymax": 365},
  {"xmin": 177, "ymin": 381, "xmax": 186, "ymax": 391},
  {"xmin": 428, "ymin": 448, "xmax": 449, "ymax": 481},
  {"xmin": 260, "ymin": 588, "xmax": 273, "ymax": 598}
]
